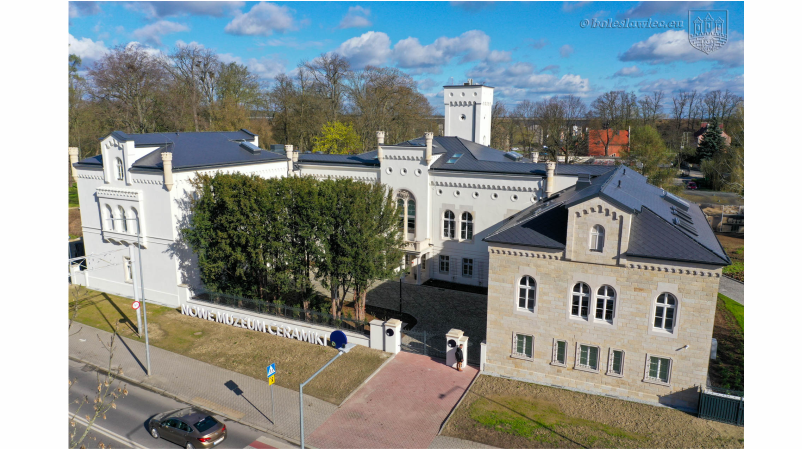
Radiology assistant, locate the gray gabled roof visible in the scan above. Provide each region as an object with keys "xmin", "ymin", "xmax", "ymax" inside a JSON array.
[
  {"xmin": 297, "ymin": 151, "xmax": 379, "ymax": 166},
  {"xmin": 484, "ymin": 165, "xmax": 730, "ymax": 266},
  {"xmin": 78, "ymin": 130, "xmax": 288, "ymax": 171}
]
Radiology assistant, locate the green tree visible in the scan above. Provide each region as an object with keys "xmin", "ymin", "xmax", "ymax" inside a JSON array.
[
  {"xmin": 312, "ymin": 121, "xmax": 361, "ymax": 154},
  {"xmin": 624, "ymin": 125, "xmax": 676, "ymax": 188},
  {"xmin": 315, "ymin": 179, "xmax": 357, "ymax": 318},
  {"xmin": 696, "ymin": 117, "xmax": 726, "ymax": 161}
]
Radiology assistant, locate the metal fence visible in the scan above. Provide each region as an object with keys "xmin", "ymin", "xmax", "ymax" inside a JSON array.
[
  {"xmin": 194, "ymin": 291, "xmax": 371, "ymax": 336},
  {"xmin": 401, "ymin": 328, "xmax": 447, "ymax": 359},
  {"xmin": 698, "ymin": 386, "xmax": 744, "ymax": 426}
]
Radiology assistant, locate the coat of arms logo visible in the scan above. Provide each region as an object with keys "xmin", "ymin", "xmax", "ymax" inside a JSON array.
[{"xmin": 688, "ymin": 10, "xmax": 728, "ymax": 54}]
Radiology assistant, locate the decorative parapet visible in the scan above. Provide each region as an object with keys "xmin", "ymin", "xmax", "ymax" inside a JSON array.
[
  {"xmin": 310, "ymin": 174, "xmax": 378, "ymax": 183},
  {"xmin": 97, "ymin": 186, "xmax": 141, "ymax": 200},
  {"xmin": 403, "ymin": 238, "xmax": 431, "ymax": 253},
  {"xmin": 432, "ymin": 180, "xmax": 536, "ymax": 192},
  {"xmin": 385, "ymin": 154, "xmax": 423, "ymax": 161}
]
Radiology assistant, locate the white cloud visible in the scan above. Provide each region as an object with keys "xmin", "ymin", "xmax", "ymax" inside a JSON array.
[
  {"xmin": 338, "ymin": 6, "xmax": 372, "ymax": 29},
  {"xmin": 539, "ymin": 65, "xmax": 560, "ymax": 74},
  {"xmin": 486, "ymin": 50, "xmax": 512, "ymax": 63},
  {"xmin": 636, "ymin": 69, "xmax": 743, "ymax": 95},
  {"xmin": 619, "ymin": 29, "xmax": 744, "ymax": 67},
  {"xmin": 466, "ymin": 62, "xmax": 591, "ymax": 100},
  {"xmin": 559, "ymin": 44, "xmax": 574, "ymax": 58},
  {"xmin": 125, "ymin": 42, "xmax": 168, "ymax": 60},
  {"xmin": 526, "ymin": 38, "xmax": 549, "ymax": 50},
  {"xmin": 333, "ymin": 31, "xmax": 392, "ymax": 68},
  {"xmin": 562, "ymin": 2, "xmax": 592, "ymax": 13},
  {"xmin": 69, "ymin": 1, "xmax": 101, "ymax": 18},
  {"xmin": 620, "ymin": 2, "xmax": 714, "ymax": 18},
  {"xmin": 68, "ymin": 34, "xmax": 109, "ymax": 61},
  {"xmin": 126, "ymin": 1, "xmax": 244, "ymax": 19},
  {"xmin": 417, "ymin": 78, "xmax": 439, "ymax": 91},
  {"xmin": 246, "ymin": 57, "xmax": 287, "ymax": 80},
  {"xmin": 262, "ymin": 37, "xmax": 328, "ymax": 50},
  {"xmin": 613, "ymin": 66, "xmax": 644, "ymax": 77},
  {"xmin": 224, "ymin": 2, "xmax": 296, "ymax": 36},
  {"xmin": 393, "ymin": 30, "xmax": 491, "ymax": 70},
  {"xmin": 132, "ymin": 20, "xmax": 189, "ymax": 46}
]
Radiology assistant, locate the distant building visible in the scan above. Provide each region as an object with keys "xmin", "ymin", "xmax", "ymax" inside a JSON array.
[
  {"xmin": 588, "ymin": 129, "xmax": 628, "ymax": 157},
  {"xmin": 691, "ymin": 122, "xmax": 731, "ymax": 148}
]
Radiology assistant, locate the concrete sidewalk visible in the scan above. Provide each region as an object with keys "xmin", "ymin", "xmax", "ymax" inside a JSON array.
[
  {"xmin": 69, "ymin": 325, "xmax": 337, "ymax": 446},
  {"xmin": 719, "ymin": 276, "xmax": 744, "ymax": 305}
]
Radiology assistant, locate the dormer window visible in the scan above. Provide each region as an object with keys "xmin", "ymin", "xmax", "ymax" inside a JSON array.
[
  {"xmin": 590, "ymin": 225, "xmax": 605, "ymax": 252},
  {"xmin": 115, "ymin": 157, "xmax": 124, "ymax": 180}
]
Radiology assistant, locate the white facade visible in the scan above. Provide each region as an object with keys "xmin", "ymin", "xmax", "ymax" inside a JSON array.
[{"xmin": 444, "ymin": 81, "xmax": 494, "ymax": 145}]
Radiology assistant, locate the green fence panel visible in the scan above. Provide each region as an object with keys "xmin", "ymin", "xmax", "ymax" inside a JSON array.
[{"xmin": 699, "ymin": 390, "xmax": 744, "ymax": 426}]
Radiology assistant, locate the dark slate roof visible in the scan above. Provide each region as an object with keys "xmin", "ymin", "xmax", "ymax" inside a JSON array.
[
  {"xmin": 297, "ymin": 151, "xmax": 379, "ymax": 166},
  {"xmin": 485, "ymin": 165, "xmax": 731, "ymax": 266},
  {"xmin": 81, "ymin": 130, "xmax": 287, "ymax": 171}
]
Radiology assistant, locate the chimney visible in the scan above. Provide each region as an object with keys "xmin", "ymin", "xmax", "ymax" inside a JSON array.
[
  {"xmin": 530, "ymin": 151, "xmax": 537, "ymax": 163},
  {"xmin": 161, "ymin": 152, "xmax": 173, "ymax": 191},
  {"xmin": 545, "ymin": 161, "xmax": 556, "ymax": 197},
  {"xmin": 424, "ymin": 132, "xmax": 433, "ymax": 165},
  {"xmin": 285, "ymin": 144, "xmax": 294, "ymax": 175},
  {"xmin": 292, "ymin": 149, "xmax": 299, "ymax": 163},
  {"xmin": 376, "ymin": 131, "xmax": 385, "ymax": 161},
  {"xmin": 576, "ymin": 173, "xmax": 591, "ymax": 190},
  {"xmin": 68, "ymin": 147, "xmax": 79, "ymax": 182}
]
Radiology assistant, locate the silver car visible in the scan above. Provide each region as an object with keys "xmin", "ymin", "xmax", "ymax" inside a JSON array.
[{"xmin": 148, "ymin": 408, "xmax": 227, "ymax": 449}]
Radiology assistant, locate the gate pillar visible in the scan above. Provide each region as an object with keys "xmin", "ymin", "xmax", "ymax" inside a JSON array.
[
  {"xmin": 370, "ymin": 319, "xmax": 385, "ymax": 351},
  {"xmin": 384, "ymin": 319, "xmax": 402, "ymax": 354}
]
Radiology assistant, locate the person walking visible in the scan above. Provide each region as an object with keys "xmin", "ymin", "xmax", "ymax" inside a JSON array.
[{"xmin": 455, "ymin": 343, "xmax": 464, "ymax": 371}]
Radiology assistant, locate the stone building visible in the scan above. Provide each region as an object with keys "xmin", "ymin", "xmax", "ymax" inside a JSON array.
[{"xmin": 480, "ymin": 165, "xmax": 730, "ymax": 410}]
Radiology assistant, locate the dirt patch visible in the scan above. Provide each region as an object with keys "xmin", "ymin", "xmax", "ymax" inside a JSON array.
[
  {"xmin": 69, "ymin": 286, "xmax": 389, "ymax": 405},
  {"xmin": 69, "ymin": 208, "xmax": 82, "ymax": 238},
  {"xmin": 709, "ymin": 297, "xmax": 744, "ymax": 392},
  {"xmin": 442, "ymin": 376, "xmax": 744, "ymax": 448}
]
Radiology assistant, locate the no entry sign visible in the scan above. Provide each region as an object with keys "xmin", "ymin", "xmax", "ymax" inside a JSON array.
[{"xmin": 132, "ymin": 301, "xmax": 140, "ymax": 310}]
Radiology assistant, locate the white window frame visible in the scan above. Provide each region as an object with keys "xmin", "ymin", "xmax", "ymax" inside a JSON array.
[
  {"xmin": 643, "ymin": 354, "xmax": 672, "ymax": 385},
  {"xmin": 590, "ymin": 224, "xmax": 605, "ymax": 252},
  {"xmin": 571, "ymin": 282, "xmax": 590, "ymax": 319},
  {"xmin": 652, "ymin": 292, "xmax": 678, "ymax": 334},
  {"xmin": 517, "ymin": 276, "xmax": 536, "ymax": 312},
  {"xmin": 511, "ymin": 332, "xmax": 534, "ymax": 361},
  {"xmin": 105, "ymin": 205, "xmax": 115, "ymax": 231},
  {"xmin": 439, "ymin": 255, "xmax": 450, "ymax": 274},
  {"xmin": 460, "ymin": 212, "xmax": 474, "ymax": 240},
  {"xmin": 574, "ymin": 343, "xmax": 600, "ymax": 373},
  {"xmin": 551, "ymin": 339, "xmax": 567, "ymax": 367},
  {"xmin": 130, "ymin": 207, "xmax": 140, "ymax": 235},
  {"xmin": 115, "ymin": 157, "xmax": 124, "ymax": 181},
  {"xmin": 443, "ymin": 210, "xmax": 456, "ymax": 239},
  {"xmin": 123, "ymin": 256, "xmax": 133, "ymax": 283},
  {"xmin": 607, "ymin": 348, "xmax": 625, "ymax": 377},
  {"xmin": 462, "ymin": 258, "xmax": 473, "ymax": 278},
  {"xmin": 594, "ymin": 285, "xmax": 616, "ymax": 324},
  {"xmin": 118, "ymin": 206, "xmax": 128, "ymax": 233}
]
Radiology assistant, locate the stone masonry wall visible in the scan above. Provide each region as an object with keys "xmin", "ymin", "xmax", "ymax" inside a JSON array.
[{"xmin": 484, "ymin": 245, "xmax": 722, "ymax": 410}]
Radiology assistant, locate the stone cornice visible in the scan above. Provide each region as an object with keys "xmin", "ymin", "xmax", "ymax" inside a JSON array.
[
  {"xmin": 384, "ymin": 154, "xmax": 423, "ymax": 161},
  {"xmin": 77, "ymin": 173, "xmax": 104, "ymax": 180},
  {"xmin": 432, "ymin": 180, "xmax": 535, "ymax": 192},
  {"xmin": 97, "ymin": 186, "xmax": 141, "ymax": 200},
  {"xmin": 132, "ymin": 178, "xmax": 164, "ymax": 185},
  {"xmin": 489, "ymin": 248, "xmax": 561, "ymax": 260},
  {"xmin": 311, "ymin": 174, "xmax": 378, "ymax": 183}
]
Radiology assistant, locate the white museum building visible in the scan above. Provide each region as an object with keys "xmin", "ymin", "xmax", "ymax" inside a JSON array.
[{"xmin": 70, "ymin": 81, "xmax": 611, "ymax": 307}]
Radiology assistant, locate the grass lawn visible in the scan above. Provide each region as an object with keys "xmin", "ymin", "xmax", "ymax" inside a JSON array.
[
  {"xmin": 709, "ymin": 295, "xmax": 744, "ymax": 392},
  {"xmin": 69, "ymin": 286, "xmax": 389, "ymax": 405},
  {"xmin": 442, "ymin": 376, "xmax": 744, "ymax": 448},
  {"xmin": 716, "ymin": 234, "xmax": 744, "ymax": 282},
  {"xmin": 69, "ymin": 184, "xmax": 79, "ymax": 208}
]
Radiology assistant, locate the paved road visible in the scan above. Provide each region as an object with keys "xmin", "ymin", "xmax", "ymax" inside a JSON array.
[
  {"xmin": 69, "ymin": 359, "xmax": 296, "ymax": 449},
  {"xmin": 719, "ymin": 277, "xmax": 744, "ymax": 305}
]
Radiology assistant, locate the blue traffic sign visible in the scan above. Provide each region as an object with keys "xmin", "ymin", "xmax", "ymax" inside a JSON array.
[
  {"xmin": 266, "ymin": 363, "xmax": 276, "ymax": 378},
  {"xmin": 330, "ymin": 330, "xmax": 347, "ymax": 349}
]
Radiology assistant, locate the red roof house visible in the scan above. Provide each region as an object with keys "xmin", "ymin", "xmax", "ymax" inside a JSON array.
[{"xmin": 588, "ymin": 129, "xmax": 629, "ymax": 157}]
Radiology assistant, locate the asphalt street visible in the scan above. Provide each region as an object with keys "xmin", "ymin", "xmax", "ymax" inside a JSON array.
[{"xmin": 68, "ymin": 359, "xmax": 296, "ymax": 449}]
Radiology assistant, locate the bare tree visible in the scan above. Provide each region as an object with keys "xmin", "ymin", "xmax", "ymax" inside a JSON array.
[
  {"xmin": 168, "ymin": 43, "xmax": 220, "ymax": 131},
  {"xmin": 490, "ymin": 101, "xmax": 510, "ymax": 151},
  {"xmin": 303, "ymin": 53, "xmax": 351, "ymax": 123},
  {"xmin": 638, "ymin": 90, "xmax": 665, "ymax": 125},
  {"xmin": 512, "ymin": 100, "xmax": 539, "ymax": 158},
  {"xmin": 89, "ymin": 44, "xmax": 169, "ymax": 133},
  {"xmin": 537, "ymin": 95, "xmax": 588, "ymax": 163},
  {"xmin": 590, "ymin": 91, "xmax": 638, "ymax": 156}
]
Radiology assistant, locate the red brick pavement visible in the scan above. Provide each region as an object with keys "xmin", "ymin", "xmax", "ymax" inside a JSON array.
[{"xmin": 308, "ymin": 352, "xmax": 478, "ymax": 449}]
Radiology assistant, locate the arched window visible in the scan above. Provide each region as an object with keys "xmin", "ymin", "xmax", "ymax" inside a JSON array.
[
  {"xmin": 119, "ymin": 206, "xmax": 128, "ymax": 233},
  {"xmin": 105, "ymin": 205, "xmax": 115, "ymax": 231},
  {"xmin": 130, "ymin": 207, "xmax": 140, "ymax": 235},
  {"xmin": 443, "ymin": 210, "xmax": 455, "ymax": 239},
  {"xmin": 518, "ymin": 276, "xmax": 536, "ymax": 312},
  {"xmin": 571, "ymin": 282, "xmax": 590, "ymax": 318},
  {"xmin": 115, "ymin": 157, "xmax": 124, "ymax": 181},
  {"xmin": 461, "ymin": 212, "xmax": 473, "ymax": 240},
  {"xmin": 590, "ymin": 224, "xmax": 605, "ymax": 252},
  {"xmin": 407, "ymin": 199, "xmax": 416, "ymax": 235},
  {"xmin": 397, "ymin": 199, "xmax": 405, "ymax": 230},
  {"xmin": 654, "ymin": 293, "xmax": 677, "ymax": 331},
  {"xmin": 595, "ymin": 285, "xmax": 616, "ymax": 322}
]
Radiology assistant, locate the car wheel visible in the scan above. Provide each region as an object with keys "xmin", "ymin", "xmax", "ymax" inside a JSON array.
[
  {"xmin": 150, "ymin": 427, "xmax": 160, "ymax": 439},
  {"xmin": 186, "ymin": 443, "xmax": 195, "ymax": 449}
]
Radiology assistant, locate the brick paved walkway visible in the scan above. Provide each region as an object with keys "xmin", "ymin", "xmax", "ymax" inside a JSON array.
[
  {"xmin": 69, "ymin": 325, "xmax": 335, "ymax": 444},
  {"xmin": 308, "ymin": 351, "xmax": 478, "ymax": 449}
]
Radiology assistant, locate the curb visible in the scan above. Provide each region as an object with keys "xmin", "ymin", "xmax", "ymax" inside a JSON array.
[
  {"xmin": 438, "ymin": 370, "xmax": 481, "ymax": 435},
  {"xmin": 722, "ymin": 275, "xmax": 744, "ymax": 285},
  {"xmin": 337, "ymin": 352, "xmax": 397, "ymax": 408},
  {"xmin": 69, "ymin": 355, "xmax": 308, "ymax": 449}
]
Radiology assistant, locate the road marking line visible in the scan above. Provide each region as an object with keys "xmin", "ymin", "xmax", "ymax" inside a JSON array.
[{"xmin": 70, "ymin": 414, "xmax": 149, "ymax": 449}]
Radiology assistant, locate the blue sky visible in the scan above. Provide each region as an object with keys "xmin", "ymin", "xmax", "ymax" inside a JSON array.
[{"xmin": 68, "ymin": 1, "xmax": 744, "ymax": 112}]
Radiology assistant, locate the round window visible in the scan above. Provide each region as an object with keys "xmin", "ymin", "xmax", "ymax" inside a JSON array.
[
  {"xmin": 414, "ymin": 168, "xmax": 422, "ymax": 176},
  {"xmin": 400, "ymin": 168, "xmax": 408, "ymax": 176},
  {"xmin": 449, "ymin": 92, "xmax": 454, "ymax": 97},
  {"xmin": 472, "ymin": 191, "xmax": 479, "ymax": 198},
  {"xmin": 437, "ymin": 189, "xmax": 443, "ymax": 196},
  {"xmin": 530, "ymin": 195, "xmax": 538, "ymax": 203},
  {"xmin": 460, "ymin": 92, "xmax": 466, "ymax": 97},
  {"xmin": 491, "ymin": 193, "xmax": 499, "ymax": 200},
  {"xmin": 473, "ymin": 92, "xmax": 478, "ymax": 96},
  {"xmin": 459, "ymin": 114, "xmax": 467, "ymax": 121},
  {"xmin": 454, "ymin": 190, "xmax": 461, "ymax": 197},
  {"xmin": 386, "ymin": 167, "xmax": 393, "ymax": 174},
  {"xmin": 511, "ymin": 194, "xmax": 519, "ymax": 201}
]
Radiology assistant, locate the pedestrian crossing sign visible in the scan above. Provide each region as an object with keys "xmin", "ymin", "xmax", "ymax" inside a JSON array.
[
  {"xmin": 268, "ymin": 375, "xmax": 275, "ymax": 386},
  {"xmin": 266, "ymin": 363, "xmax": 276, "ymax": 378}
]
